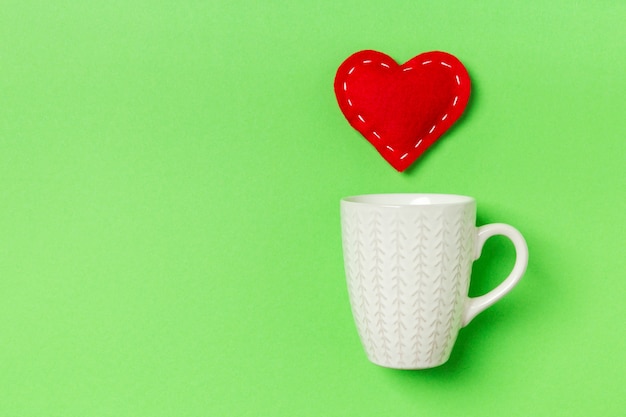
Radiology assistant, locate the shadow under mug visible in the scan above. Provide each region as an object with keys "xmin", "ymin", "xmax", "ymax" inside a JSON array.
[{"xmin": 340, "ymin": 194, "xmax": 528, "ymax": 369}]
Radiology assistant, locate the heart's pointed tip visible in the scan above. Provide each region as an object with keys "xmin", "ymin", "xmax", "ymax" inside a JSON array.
[
  {"xmin": 387, "ymin": 159, "xmax": 412, "ymax": 173},
  {"xmin": 396, "ymin": 164, "xmax": 413, "ymax": 173}
]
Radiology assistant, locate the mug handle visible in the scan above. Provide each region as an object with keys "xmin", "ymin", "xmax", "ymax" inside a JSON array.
[{"xmin": 461, "ymin": 223, "xmax": 529, "ymax": 327}]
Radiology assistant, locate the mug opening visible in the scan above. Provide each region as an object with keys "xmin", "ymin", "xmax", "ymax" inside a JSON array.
[{"xmin": 342, "ymin": 194, "xmax": 475, "ymax": 207}]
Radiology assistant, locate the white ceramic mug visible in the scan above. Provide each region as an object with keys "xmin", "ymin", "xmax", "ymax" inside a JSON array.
[{"xmin": 340, "ymin": 194, "xmax": 528, "ymax": 369}]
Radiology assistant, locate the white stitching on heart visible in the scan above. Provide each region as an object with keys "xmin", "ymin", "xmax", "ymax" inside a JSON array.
[{"xmin": 341, "ymin": 55, "xmax": 464, "ymax": 156}]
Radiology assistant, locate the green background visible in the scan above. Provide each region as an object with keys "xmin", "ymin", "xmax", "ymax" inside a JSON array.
[{"xmin": 1, "ymin": 1, "xmax": 625, "ymax": 415}]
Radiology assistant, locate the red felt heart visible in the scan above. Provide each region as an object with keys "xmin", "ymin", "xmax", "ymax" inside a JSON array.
[{"xmin": 334, "ymin": 50, "xmax": 471, "ymax": 172}]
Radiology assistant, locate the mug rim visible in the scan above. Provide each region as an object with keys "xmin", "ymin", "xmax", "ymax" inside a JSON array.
[{"xmin": 341, "ymin": 193, "xmax": 475, "ymax": 207}]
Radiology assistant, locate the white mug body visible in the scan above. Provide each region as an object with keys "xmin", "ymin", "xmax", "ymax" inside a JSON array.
[{"xmin": 340, "ymin": 194, "xmax": 527, "ymax": 369}]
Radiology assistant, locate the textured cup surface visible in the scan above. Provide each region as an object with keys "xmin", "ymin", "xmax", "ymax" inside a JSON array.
[{"xmin": 341, "ymin": 194, "xmax": 476, "ymax": 369}]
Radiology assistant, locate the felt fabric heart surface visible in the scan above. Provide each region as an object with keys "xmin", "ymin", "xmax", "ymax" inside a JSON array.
[{"xmin": 334, "ymin": 50, "xmax": 471, "ymax": 172}]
